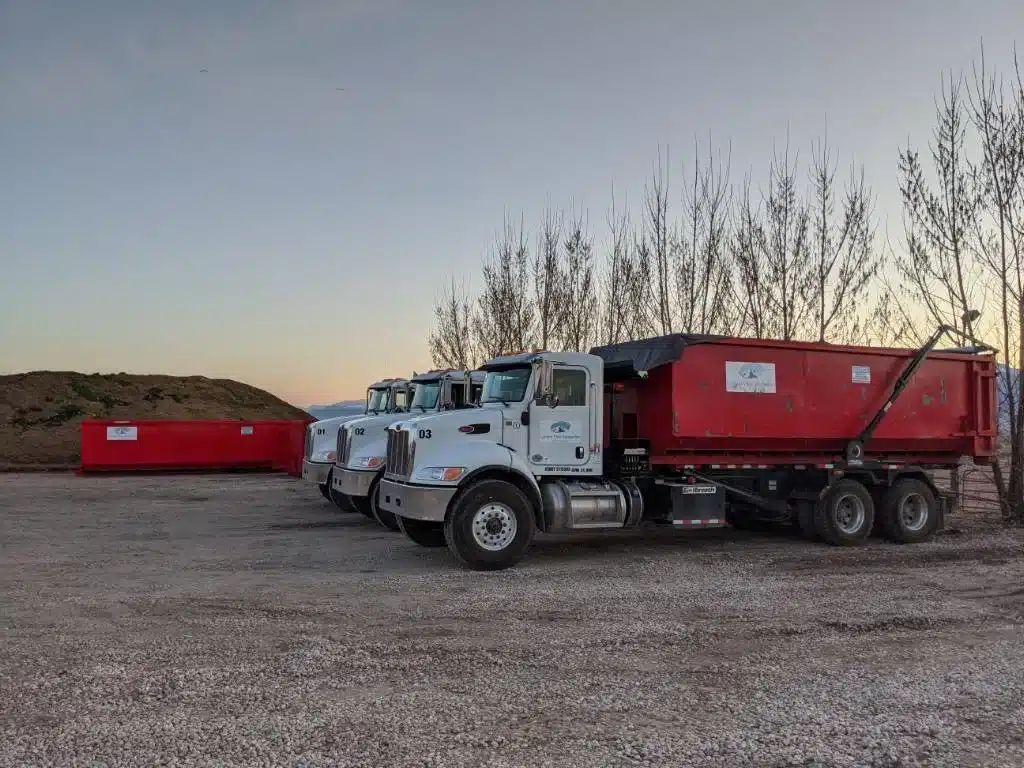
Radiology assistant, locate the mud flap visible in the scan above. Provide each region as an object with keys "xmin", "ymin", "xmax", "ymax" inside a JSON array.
[{"xmin": 668, "ymin": 484, "xmax": 728, "ymax": 528}]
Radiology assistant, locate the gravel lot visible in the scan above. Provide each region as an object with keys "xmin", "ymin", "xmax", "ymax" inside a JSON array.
[{"xmin": 2, "ymin": 473, "xmax": 1023, "ymax": 768}]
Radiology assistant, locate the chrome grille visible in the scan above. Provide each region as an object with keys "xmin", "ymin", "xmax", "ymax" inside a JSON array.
[
  {"xmin": 336, "ymin": 426, "xmax": 349, "ymax": 465},
  {"xmin": 304, "ymin": 425, "xmax": 314, "ymax": 459},
  {"xmin": 385, "ymin": 428, "xmax": 412, "ymax": 479}
]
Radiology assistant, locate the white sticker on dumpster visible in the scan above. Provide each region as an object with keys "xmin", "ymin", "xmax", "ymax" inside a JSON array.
[
  {"xmin": 852, "ymin": 365, "xmax": 871, "ymax": 384},
  {"xmin": 240, "ymin": 426, "xmax": 254, "ymax": 435},
  {"xmin": 106, "ymin": 425, "xmax": 138, "ymax": 441},
  {"xmin": 725, "ymin": 361, "xmax": 776, "ymax": 393}
]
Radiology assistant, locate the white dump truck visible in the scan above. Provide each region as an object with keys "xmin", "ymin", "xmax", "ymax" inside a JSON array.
[
  {"xmin": 377, "ymin": 334, "xmax": 995, "ymax": 570},
  {"xmin": 301, "ymin": 379, "xmax": 405, "ymax": 510},
  {"xmin": 331, "ymin": 369, "xmax": 484, "ymax": 530}
]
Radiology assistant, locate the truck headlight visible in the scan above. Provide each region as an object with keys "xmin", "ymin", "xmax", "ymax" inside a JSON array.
[
  {"xmin": 352, "ymin": 456, "xmax": 385, "ymax": 469},
  {"xmin": 414, "ymin": 467, "xmax": 465, "ymax": 482},
  {"xmin": 313, "ymin": 450, "xmax": 336, "ymax": 463}
]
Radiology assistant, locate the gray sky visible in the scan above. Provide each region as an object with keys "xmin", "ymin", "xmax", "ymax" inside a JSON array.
[{"xmin": 2, "ymin": 0, "xmax": 1022, "ymax": 403}]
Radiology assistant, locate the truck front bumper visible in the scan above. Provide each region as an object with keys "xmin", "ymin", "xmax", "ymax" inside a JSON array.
[
  {"xmin": 378, "ymin": 479, "xmax": 457, "ymax": 522},
  {"xmin": 301, "ymin": 459, "xmax": 331, "ymax": 486},
  {"xmin": 332, "ymin": 467, "xmax": 376, "ymax": 498}
]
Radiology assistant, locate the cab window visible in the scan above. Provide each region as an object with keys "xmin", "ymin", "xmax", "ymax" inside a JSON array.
[
  {"xmin": 553, "ymin": 369, "xmax": 587, "ymax": 407},
  {"xmin": 392, "ymin": 387, "xmax": 411, "ymax": 412}
]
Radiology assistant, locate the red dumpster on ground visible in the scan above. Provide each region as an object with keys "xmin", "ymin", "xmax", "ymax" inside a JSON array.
[{"xmin": 79, "ymin": 419, "xmax": 313, "ymax": 477}]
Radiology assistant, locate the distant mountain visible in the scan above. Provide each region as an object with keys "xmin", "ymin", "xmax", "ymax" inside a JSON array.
[{"xmin": 306, "ymin": 400, "xmax": 365, "ymax": 421}]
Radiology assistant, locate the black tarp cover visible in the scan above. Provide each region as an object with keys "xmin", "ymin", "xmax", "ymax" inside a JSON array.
[{"xmin": 589, "ymin": 333, "xmax": 722, "ymax": 379}]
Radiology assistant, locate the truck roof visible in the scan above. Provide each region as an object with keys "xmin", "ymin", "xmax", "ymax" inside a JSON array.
[
  {"xmin": 481, "ymin": 351, "xmax": 593, "ymax": 371},
  {"xmin": 368, "ymin": 377, "xmax": 411, "ymax": 389},
  {"xmin": 410, "ymin": 369, "xmax": 486, "ymax": 383}
]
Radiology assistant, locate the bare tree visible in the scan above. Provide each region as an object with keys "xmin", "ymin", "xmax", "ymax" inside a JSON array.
[
  {"xmin": 474, "ymin": 214, "xmax": 536, "ymax": 358},
  {"xmin": 533, "ymin": 205, "xmax": 565, "ymax": 350},
  {"xmin": 600, "ymin": 187, "xmax": 647, "ymax": 344},
  {"xmin": 732, "ymin": 175, "xmax": 770, "ymax": 338},
  {"xmin": 428, "ymin": 276, "xmax": 478, "ymax": 369},
  {"xmin": 675, "ymin": 138, "xmax": 736, "ymax": 335},
  {"xmin": 808, "ymin": 128, "xmax": 880, "ymax": 343},
  {"xmin": 558, "ymin": 208, "xmax": 598, "ymax": 351},
  {"xmin": 765, "ymin": 139, "xmax": 813, "ymax": 339},
  {"xmin": 733, "ymin": 139, "xmax": 812, "ymax": 340},
  {"xmin": 895, "ymin": 73, "xmax": 985, "ymax": 343},
  {"xmin": 635, "ymin": 147, "xmax": 675, "ymax": 335},
  {"xmin": 969, "ymin": 45, "xmax": 1024, "ymax": 520}
]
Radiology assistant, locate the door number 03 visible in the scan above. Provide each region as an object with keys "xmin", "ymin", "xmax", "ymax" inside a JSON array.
[{"xmin": 417, "ymin": 429, "xmax": 432, "ymax": 439}]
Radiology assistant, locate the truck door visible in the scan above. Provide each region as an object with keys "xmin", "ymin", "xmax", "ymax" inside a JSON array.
[{"xmin": 528, "ymin": 365, "xmax": 591, "ymax": 469}]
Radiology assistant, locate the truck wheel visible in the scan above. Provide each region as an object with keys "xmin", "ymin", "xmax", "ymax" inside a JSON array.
[
  {"xmin": 318, "ymin": 482, "xmax": 332, "ymax": 502},
  {"xmin": 397, "ymin": 516, "xmax": 446, "ymax": 547},
  {"xmin": 350, "ymin": 491, "xmax": 375, "ymax": 519},
  {"xmin": 881, "ymin": 479, "xmax": 940, "ymax": 544},
  {"xmin": 370, "ymin": 480, "xmax": 401, "ymax": 532},
  {"xmin": 813, "ymin": 479, "xmax": 874, "ymax": 546},
  {"xmin": 443, "ymin": 479, "xmax": 535, "ymax": 570}
]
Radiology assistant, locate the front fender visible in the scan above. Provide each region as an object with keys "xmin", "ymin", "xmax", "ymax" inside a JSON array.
[{"xmin": 452, "ymin": 445, "xmax": 543, "ymax": 518}]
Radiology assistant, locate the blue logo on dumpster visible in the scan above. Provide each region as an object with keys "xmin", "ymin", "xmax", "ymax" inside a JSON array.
[{"xmin": 738, "ymin": 363, "xmax": 763, "ymax": 380}]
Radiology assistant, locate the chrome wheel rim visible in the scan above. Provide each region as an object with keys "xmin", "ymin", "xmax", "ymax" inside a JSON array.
[
  {"xmin": 835, "ymin": 493, "xmax": 866, "ymax": 535},
  {"xmin": 900, "ymin": 493, "xmax": 928, "ymax": 532},
  {"xmin": 471, "ymin": 503, "xmax": 517, "ymax": 551}
]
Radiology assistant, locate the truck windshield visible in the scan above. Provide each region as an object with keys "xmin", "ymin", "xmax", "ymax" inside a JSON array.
[
  {"xmin": 366, "ymin": 388, "xmax": 387, "ymax": 413},
  {"xmin": 391, "ymin": 386, "xmax": 411, "ymax": 412},
  {"xmin": 411, "ymin": 381, "xmax": 441, "ymax": 411},
  {"xmin": 481, "ymin": 368, "xmax": 531, "ymax": 404}
]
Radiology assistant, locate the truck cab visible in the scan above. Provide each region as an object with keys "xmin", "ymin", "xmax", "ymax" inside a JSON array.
[
  {"xmin": 331, "ymin": 369, "xmax": 485, "ymax": 529},
  {"xmin": 379, "ymin": 351, "xmax": 632, "ymax": 562}
]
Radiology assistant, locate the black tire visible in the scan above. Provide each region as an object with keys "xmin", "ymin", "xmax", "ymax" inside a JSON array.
[
  {"xmin": 443, "ymin": 479, "xmax": 535, "ymax": 570},
  {"xmin": 397, "ymin": 516, "xmax": 446, "ymax": 547},
  {"xmin": 318, "ymin": 482, "xmax": 332, "ymax": 502},
  {"xmin": 813, "ymin": 479, "xmax": 875, "ymax": 546},
  {"xmin": 881, "ymin": 478, "xmax": 940, "ymax": 544},
  {"xmin": 350, "ymin": 493, "xmax": 374, "ymax": 524},
  {"xmin": 370, "ymin": 479, "xmax": 401, "ymax": 532},
  {"xmin": 795, "ymin": 501, "xmax": 820, "ymax": 541}
]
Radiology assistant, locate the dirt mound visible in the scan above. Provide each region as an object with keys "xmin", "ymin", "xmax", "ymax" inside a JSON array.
[{"xmin": 0, "ymin": 372, "xmax": 311, "ymax": 469}]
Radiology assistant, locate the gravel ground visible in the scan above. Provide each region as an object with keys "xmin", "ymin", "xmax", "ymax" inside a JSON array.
[{"xmin": 2, "ymin": 473, "xmax": 1023, "ymax": 768}]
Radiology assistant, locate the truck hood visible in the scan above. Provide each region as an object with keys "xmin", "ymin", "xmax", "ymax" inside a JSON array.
[
  {"xmin": 308, "ymin": 413, "xmax": 363, "ymax": 461},
  {"xmin": 339, "ymin": 411, "xmax": 413, "ymax": 469},
  {"xmin": 394, "ymin": 405, "xmax": 504, "ymax": 438},
  {"xmin": 387, "ymin": 406, "xmax": 511, "ymax": 483}
]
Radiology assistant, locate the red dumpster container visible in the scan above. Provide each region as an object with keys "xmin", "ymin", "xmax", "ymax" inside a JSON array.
[
  {"xmin": 80, "ymin": 419, "xmax": 314, "ymax": 476},
  {"xmin": 597, "ymin": 335, "xmax": 998, "ymax": 467}
]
